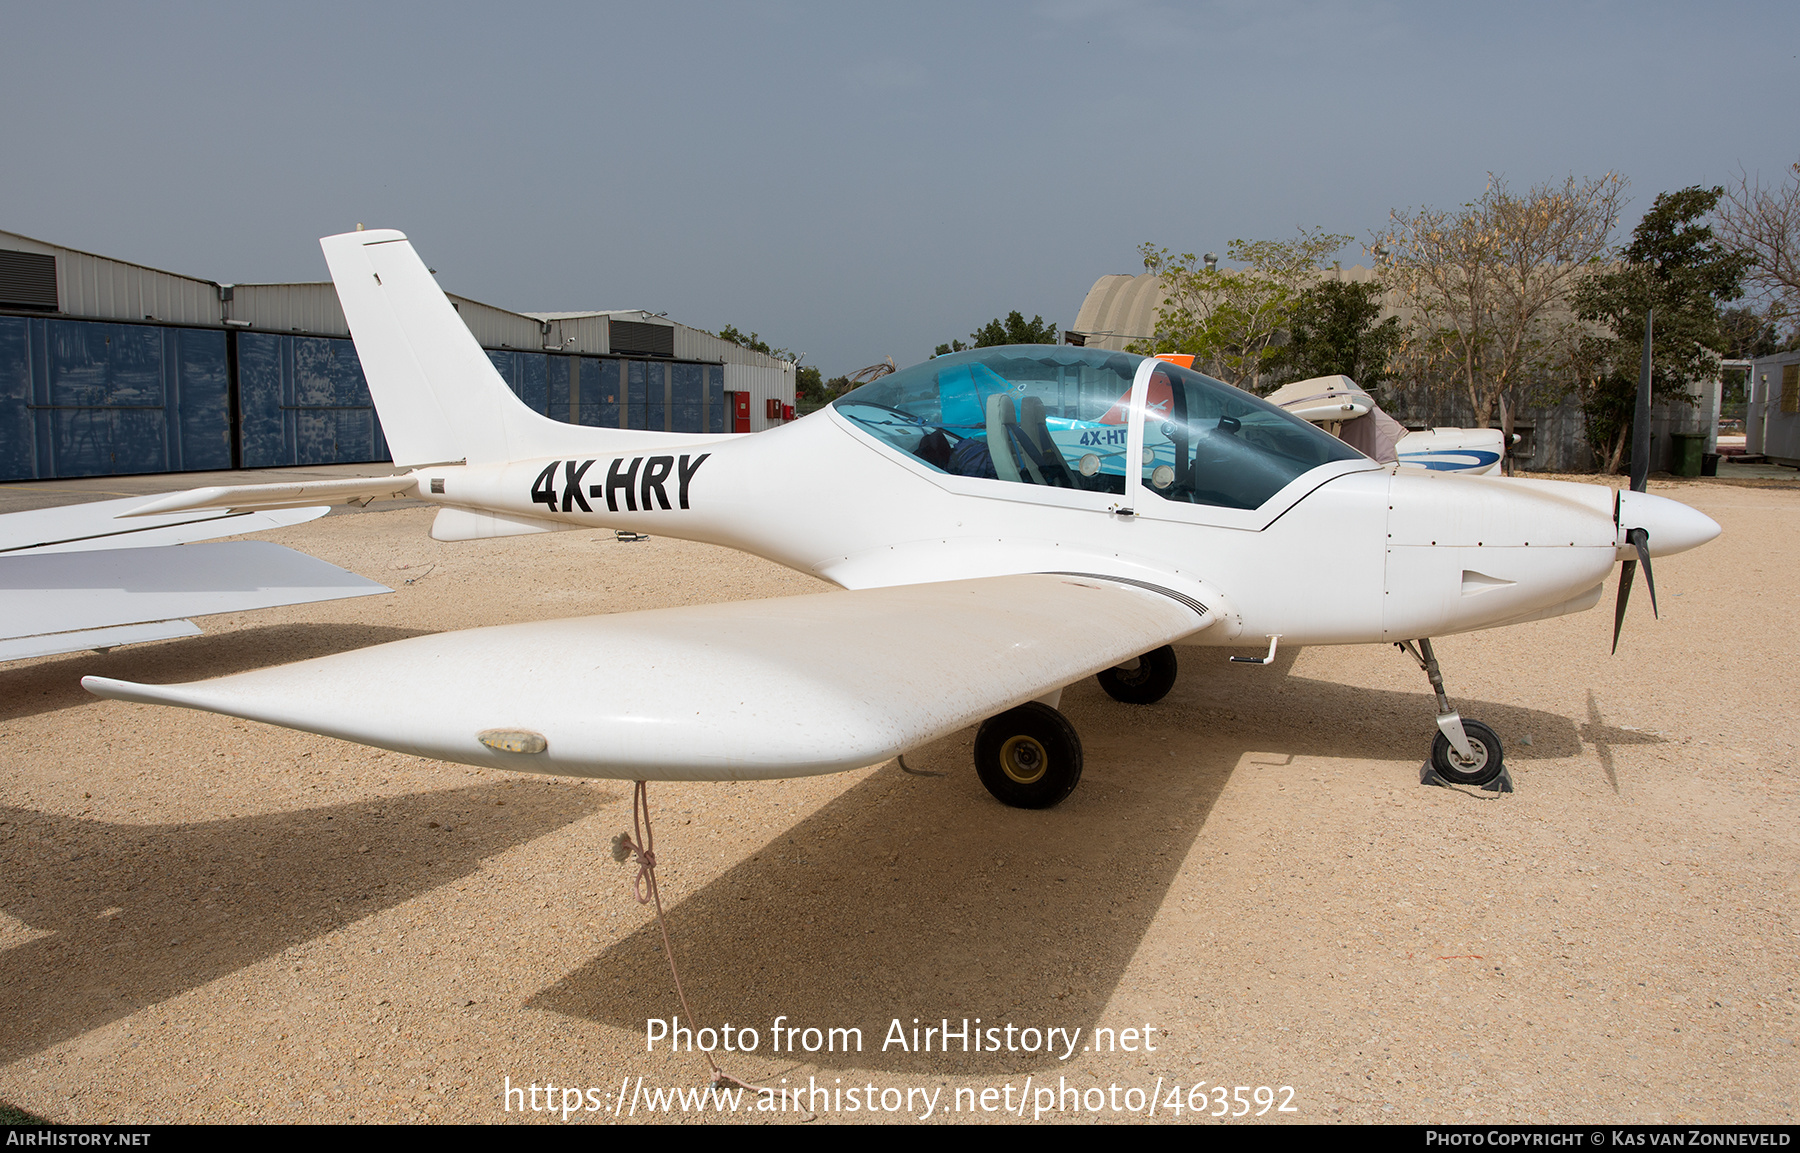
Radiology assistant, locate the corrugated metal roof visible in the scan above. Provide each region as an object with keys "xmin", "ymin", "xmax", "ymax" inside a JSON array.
[
  {"xmin": 0, "ymin": 228, "xmax": 795, "ymax": 376},
  {"xmin": 523, "ymin": 310, "xmax": 797, "ymax": 369},
  {"xmin": 0, "ymin": 229, "xmax": 224, "ymax": 326},
  {"xmin": 1071, "ymin": 273, "xmax": 1164, "ymax": 350},
  {"xmin": 230, "ymin": 283, "xmax": 346, "ymax": 334},
  {"xmin": 522, "ymin": 310, "xmax": 641, "ymax": 320}
]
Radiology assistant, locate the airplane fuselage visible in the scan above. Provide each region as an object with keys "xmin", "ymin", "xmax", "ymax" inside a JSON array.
[{"xmin": 402, "ymin": 407, "xmax": 1668, "ymax": 649}]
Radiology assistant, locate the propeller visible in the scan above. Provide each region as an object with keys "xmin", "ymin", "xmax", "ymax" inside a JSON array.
[
  {"xmin": 1610, "ymin": 524, "xmax": 1658, "ymax": 654},
  {"xmin": 1611, "ymin": 309, "xmax": 1656, "ymax": 654}
]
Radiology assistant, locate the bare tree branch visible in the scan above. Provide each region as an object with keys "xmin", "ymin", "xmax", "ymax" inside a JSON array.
[
  {"xmin": 1716, "ymin": 161, "xmax": 1800, "ymax": 320},
  {"xmin": 1374, "ymin": 173, "xmax": 1626, "ymax": 427}
]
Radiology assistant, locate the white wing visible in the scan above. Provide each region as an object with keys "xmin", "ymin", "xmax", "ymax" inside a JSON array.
[
  {"xmin": 85, "ymin": 573, "xmax": 1213, "ymax": 781},
  {"xmin": 0, "ymin": 494, "xmax": 392, "ymax": 662},
  {"xmin": 2, "ymin": 541, "xmax": 390, "ymax": 661},
  {"xmin": 0, "ymin": 495, "xmax": 329, "ymax": 555}
]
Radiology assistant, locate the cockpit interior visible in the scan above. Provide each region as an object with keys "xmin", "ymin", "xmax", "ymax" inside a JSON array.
[{"xmin": 832, "ymin": 346, "xmax": 1363, "ymax": 511}]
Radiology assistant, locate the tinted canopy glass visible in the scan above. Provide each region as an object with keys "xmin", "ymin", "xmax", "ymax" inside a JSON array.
[{"xmin": 831, "ymin": 346, "xmax": 1363, "ymax": 510}]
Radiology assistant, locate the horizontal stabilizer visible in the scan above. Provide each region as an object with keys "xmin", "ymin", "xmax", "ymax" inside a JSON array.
[
  {"xmin": 0, "ymin": 497, "xmax": 328, "ymax": 555},
  {"xmin": 3, "ymin": 541, "xmax": 391, "ymax": 661},
  {"xmin": 84, "ymin": 573, "xmax": 1211, "ymax": 781},
  {"xmin": 123, "ymin": 476, "xmax": 418, "ymax": 518}
]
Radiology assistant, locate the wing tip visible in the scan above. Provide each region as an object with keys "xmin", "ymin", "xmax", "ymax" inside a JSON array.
[
  {"xmin": 82, "ymin": 674, "xmax": 128, "ymax": 699},
  {"xmin": 82, "ymin": 675, "xmax": 195, "ymax": 709}
]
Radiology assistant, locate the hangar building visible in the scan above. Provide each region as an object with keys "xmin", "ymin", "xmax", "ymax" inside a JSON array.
[{"xmin": 0, "ymin": 229, "xmax": 796, "ymax": 482}]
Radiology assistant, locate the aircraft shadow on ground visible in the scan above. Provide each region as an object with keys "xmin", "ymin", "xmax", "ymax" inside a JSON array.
[
  {"xmin": 0, "ymin": 781, "xmax": 610, "ymax": 1064},
  {"xmin": 533, "ymin": 657, "xmax": 1639, "ymax": 1074},
  {"xmin": 0, "ymin": 623, "xmax": 433, "ymax": 723}
]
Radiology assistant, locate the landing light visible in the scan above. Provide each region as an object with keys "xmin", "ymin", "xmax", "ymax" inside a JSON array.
[{"xmin": 479, "ymin": 729, "xmax": 548, "ymax": 754}]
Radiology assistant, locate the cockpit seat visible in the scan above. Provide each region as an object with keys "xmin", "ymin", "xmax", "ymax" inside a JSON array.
[
  {"xmin": 1016, "ymin": 397, "xmax": 1076, "ymax": 488},
  {"xmin": 986, "ymin": 393, "xmax": 1026, "ymax": 483}
]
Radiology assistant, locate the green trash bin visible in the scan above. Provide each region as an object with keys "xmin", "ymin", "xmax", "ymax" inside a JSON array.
[{"xmin": 1669, "ymin": 433, "xmax": 1705, "ymax": 477}]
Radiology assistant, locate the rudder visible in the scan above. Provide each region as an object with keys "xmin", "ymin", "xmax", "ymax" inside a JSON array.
[
  {"xmin": 322, "ymin": 229, "xmax": 526, "ymax": 467},
  {"xmin": 322, "ymin": 229, "xmax": 710, "ymax": 469}
]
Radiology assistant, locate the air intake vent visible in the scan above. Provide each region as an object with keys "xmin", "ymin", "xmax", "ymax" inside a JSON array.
[
  {"xmin": 0, "ymin": 250, "xmax": 57, "ymax": 311},
  {"xmin": 610, "ymin": 319, "xmax": 674, "ymax": 357}
]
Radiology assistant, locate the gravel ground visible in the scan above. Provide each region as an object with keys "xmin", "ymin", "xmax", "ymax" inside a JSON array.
[{"xmin": 0, "ymin": 477, "xmax": 1794, "ymax": 1125}]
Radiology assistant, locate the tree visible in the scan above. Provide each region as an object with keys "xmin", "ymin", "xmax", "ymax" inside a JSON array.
[
  {"xmin": 716, "ymin": 322, "xmax": 832, "ymax": 411},
  {"xmin": 716, "ymin": 324, "xmax": 782, "ymax": 358},
  {"xmin": 794, "ymin": 365, "xmax": 827, "ymax": 409},
  {"xmin": 935, "ymin": 311, "xmax": 1058, "ymax": 356},
  {"xmin": 1374, "ymin": 173, "xmax": 1626, "ymax": 429},
  {"xmin": 718, "ymin": 323, "xmax": 824, "ymax": 370},
  {"xmin": 1572, "ymin": 186, "xmax": 1750, "ymax": 473},
  {"xmin": 1276, "ymin": 278, "xmax": 1405, "ymax": 387},
  {"xmin": 1717, "ymin": 304, "xmax": 1788, "ymax": 360},
  {"xmin": 795, "ymin": 372, "xmax": 856, "ymax": 414},
  {"xmin": 1715, "ymin": 160, "xmax": 1800, "ymax": 324},
  {"xmin": 1135, "ymin": 228, "xmax": 1350, "ymax": 392}
]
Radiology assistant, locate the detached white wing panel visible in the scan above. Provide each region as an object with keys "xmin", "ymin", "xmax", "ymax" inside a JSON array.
[
  {"xmin": 0, "ymin": 496, "xmax": 329, "ymax": 556},
  {"xmin": 0, "ymin": 621, "xmax": 203, "ymax": 662},
  {"xmin": 2, "ymin": 541, "xmax": 391, "ymax": 661},
  {"xmin": 86, "ymin": 574, "xmax": 1211, "ymax": 781}
]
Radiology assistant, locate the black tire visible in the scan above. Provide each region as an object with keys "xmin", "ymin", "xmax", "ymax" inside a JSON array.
[
  {"xmin": 1430, "ymin": 719, "xmax": 1505, "ymax": 787},
  {"xmin": 1096, "ymin": 645, "xmax": 1178, "ymax": 705},
  {"xmin": 974, "ymin": 702, "xmax": 1083, "ymax": 809}
]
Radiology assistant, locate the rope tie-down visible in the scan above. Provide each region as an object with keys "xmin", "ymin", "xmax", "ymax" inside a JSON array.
[{"xmin": 611, "ymin": 780, "xmax": 798, "ymax": 1108}]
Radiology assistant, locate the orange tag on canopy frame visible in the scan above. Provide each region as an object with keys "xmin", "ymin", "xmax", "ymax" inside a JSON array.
[{"xmin": 1098, "ymin": 372, "xmax": 1175, "ymax": 425}]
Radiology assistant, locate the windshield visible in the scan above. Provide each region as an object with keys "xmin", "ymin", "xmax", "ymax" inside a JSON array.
[{"xmin": 831, "ymin": 346, "xmax": 1362, "ymax": 510}]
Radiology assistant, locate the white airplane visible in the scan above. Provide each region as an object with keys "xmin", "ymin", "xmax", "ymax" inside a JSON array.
[
  {"xmin": 1261, "ymin": 374, "xmax": 1506, "ymax": 476},
  {"xmin": 80, "ymin": 229, "xmax": 1720, "ymax": 805}
]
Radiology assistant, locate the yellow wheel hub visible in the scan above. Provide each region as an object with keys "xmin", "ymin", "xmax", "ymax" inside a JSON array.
[{"xmin": 999, "ymin": 735, "xmax": 1049, "ymax": 785}]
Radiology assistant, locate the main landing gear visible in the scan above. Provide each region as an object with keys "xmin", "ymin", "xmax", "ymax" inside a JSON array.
[
  {"xmin": 1096, "ymin": 645, "xmax": 1178, "ymax": 704},
  {"xmin": 1396, "ymin": 639, "xmax": 1511, "ymax": 791},
  {"xmin": 970, "ymin": 644, "xmax": 1183, "ymax": 809},
  {"xmin": 971, "ymin": 645, "xmax": 1186, "ymax": 808},
  {"xmin": 974, "ymin": 701, "xmax": 1083, "ymax": 809}
]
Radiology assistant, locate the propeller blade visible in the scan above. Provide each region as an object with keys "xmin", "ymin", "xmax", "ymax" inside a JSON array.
[
  {"xmin": 1627, "ymin": 526, "xmax": 1658, "ymax": 619},
  {"xmin": 1611, "ymin": 527, "xmax": 1658, "ymax": 654},
  {"xmin": 1630, "ymin": 309, "xmax": 1652, "ymax": 494},
  {"xmin": 1611, "ymin": 557, "xmax": 1635, "ymax": 654}
]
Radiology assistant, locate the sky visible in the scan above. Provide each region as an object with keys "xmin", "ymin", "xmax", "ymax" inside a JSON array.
[{"xmin": 3, "ymin": 1, "xmax": 1795, "ymax": 377}]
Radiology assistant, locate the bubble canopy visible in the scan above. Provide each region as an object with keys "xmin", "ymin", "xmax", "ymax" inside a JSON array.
[{"xmin": 830, "ymin": 346, "xmax": 1364, "ymax": 511}]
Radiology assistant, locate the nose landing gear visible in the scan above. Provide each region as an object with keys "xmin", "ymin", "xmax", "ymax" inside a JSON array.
[{"xmin": 1397, "ymin": 639, "xmax": 1512, "ymax": 792}]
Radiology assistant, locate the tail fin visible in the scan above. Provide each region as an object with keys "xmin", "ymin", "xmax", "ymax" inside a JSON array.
[{"xmin": 321, "ymin": 229, "xmax": 707, "ymax": 468}]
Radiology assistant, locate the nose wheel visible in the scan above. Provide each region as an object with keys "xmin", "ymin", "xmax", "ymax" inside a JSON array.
[
  {"xmin": 1397, "ymin": 639, "xmax": 1511, "ymax": 792},
  {"xmin": 973, "ymin": 701, "xmax": 1083, "ymax": 808},
  {"xmin": 1429, "ymin": 718, "xmax": 1503, "ymax": 786}
]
